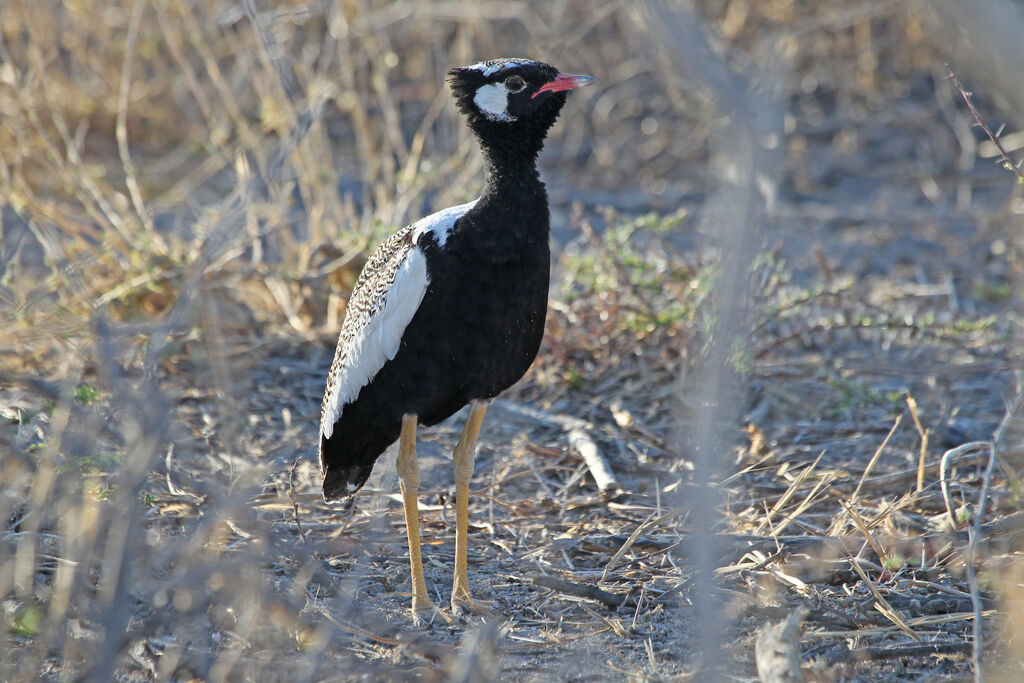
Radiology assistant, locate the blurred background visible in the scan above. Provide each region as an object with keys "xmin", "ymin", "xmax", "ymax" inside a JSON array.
[{"xmin": 2, "ymin": 0, "xmax": 1023, "ymax": 680}]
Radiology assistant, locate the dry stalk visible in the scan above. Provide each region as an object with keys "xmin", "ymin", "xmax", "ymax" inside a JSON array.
[
  {"xmin": 826, "ymin": 416, "xmax": 902, "ymax": 537},
  {"xmin": 826, "ymin": 640, "xmax": 973, "ymax": 665},
  {"xmin": 756, "ymin": 452, "xmax": 824, "ymax": 536},
  {"xmin": 768, "ymin": 471, "xmax": 834, "ymax": 537},
  {"xmin": 578, "ymin": 603, "xmax": 629, "ymax": 638},
  {"xmin": 806, "ymin": 609, "xmax": 997, "ymax": 640},
  {"xmin": 904, "ymin": 395, "xmax": 929, "ymax": 494},
  {"xmin": 851, "ymin": 415, "xmax": 901, "ymax": 501},
  {"xmin": 839, "ymin": 499, "xmax": 886, "ymax": 561},
  {"xmin": 848, "ymin": 559, "xmax": 921, "ymax": 641},
  {"xmin": 492, "ymin": 399, "xmax": 623, "ymax": 497},
  {"xmin": 288, "ymin": 457, "xmax": 307, "ymax": 544}
]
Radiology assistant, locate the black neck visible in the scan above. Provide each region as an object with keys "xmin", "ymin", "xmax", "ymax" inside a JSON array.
[
  {"xmin": 463, "ymin": 139, "xmax": 550, "ymax": 252},
  {"xmin": 478, "ymin": 125, "xmax": 549, "ymax": 195},
  {"xmin": 482, "ymin": 155, "xmax": 543, "ymax": 198}
]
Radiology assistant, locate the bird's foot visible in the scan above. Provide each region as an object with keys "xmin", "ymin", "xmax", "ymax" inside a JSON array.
[
  {"xmin": 411, "ymin": 597, "xmax": 452, "ymax": 627},
  {"xmin": 450, "ymin": 591, "xmax": 494, "ymax": 618}
]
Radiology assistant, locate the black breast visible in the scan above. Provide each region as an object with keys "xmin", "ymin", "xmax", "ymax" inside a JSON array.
[
  {"xmin": 369, "ymin": 207, "xmax": 550, "ymax": 426},
  {"xmin": 412, "ymin": 224, "xmax": 549, "ymax": 423}
]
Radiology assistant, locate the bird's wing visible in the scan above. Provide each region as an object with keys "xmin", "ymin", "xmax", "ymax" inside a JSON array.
[
  {"xmin": 319, "ymin": 226, "xmax": 424, "ymax": 442},
  {"xmin": 318, "ymin": 199, "xmax": 480, "ymax": 459}
]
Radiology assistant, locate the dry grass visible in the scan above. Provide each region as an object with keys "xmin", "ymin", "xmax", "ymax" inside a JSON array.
[{"xmin": 2, "ymin": 0, "xmax": 1023, "ymax": 680}]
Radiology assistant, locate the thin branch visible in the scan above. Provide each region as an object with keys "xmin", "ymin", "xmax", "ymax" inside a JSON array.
[
  {"xmin": 947, "ymin": 66, "xmax": 1024, "ymax": 184},
  {"xmin": 939, "ymin": 441, "xmax": 991, "ymax": 528},
  {"xmin": 288, "ymin": 457, "xmax": 307, "ymax": 544}
]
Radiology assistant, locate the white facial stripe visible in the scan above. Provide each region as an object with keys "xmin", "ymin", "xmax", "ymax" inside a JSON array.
[
  {"xmin": 469, "ymin": 59, "xmax": 534, "ymax": 77},
  {"xmin": 474, "ymin": 82, "xmax": 515, "ymax": 122}
]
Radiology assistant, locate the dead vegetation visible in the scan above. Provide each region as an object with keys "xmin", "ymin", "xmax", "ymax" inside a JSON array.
[{"xmin": 2, "ymin": 0, "xmax": 1023, "ymax": 680}]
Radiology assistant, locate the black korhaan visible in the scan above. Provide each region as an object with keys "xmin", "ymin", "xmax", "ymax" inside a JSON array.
[{"xmin": 318, "ymin": 58, "xmax": 593, "ymax": 621}]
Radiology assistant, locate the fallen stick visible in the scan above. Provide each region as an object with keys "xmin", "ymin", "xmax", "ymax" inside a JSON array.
[
  {"xmin": 492, "ymin": 400, "xmax": 623, "ymax": 499},
  {"xmin": 826, "ymin": 640, "xmax": 973, "ymax": 665},
  {"xmin": 532, "ymin": 574, "xmax": 625, "ymax": 608}
]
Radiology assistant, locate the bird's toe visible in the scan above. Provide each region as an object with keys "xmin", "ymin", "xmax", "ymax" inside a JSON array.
[
  {"xmin": 411, "ymin": 598, "xmax": 452, "ymax": 627},
  {"xmin": 450, "ymin": 593, "xmax": 495, "ymax": 618}
]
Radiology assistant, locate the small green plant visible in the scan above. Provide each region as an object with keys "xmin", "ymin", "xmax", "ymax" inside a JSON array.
[
  {"xmin": 825, "ymin": 375, "xmax": 884, "ymax": 417},
  {"xmin": 730, "ymin": 339, "xmax": 753, "ymax": 375},
  {"xmin": 881, "ymin": 554, "xmax": 906, "ymax": 572},
  {"xmin": 11, "ymin": 604, "xmax": 43, "ymax": 638},
  {"xmin": 98, "ymin": 451, "xmax": 125, "ymax": 470},
  {"xmin": 971, "ymin": 281, "xmax": 1011, "ymax": 303},
  {"xmin": 95, "ymin": 483, "xmax": 117, "ymax": 501},
  {"xmin": 74, "ymin": 383, "xmax": 100, "ymax": 405},
  {"xmin": 956, "ymin": 507, "xmax": 975, "ymax": 525}
]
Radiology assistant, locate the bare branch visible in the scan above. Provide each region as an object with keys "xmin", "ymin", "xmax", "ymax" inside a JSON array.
[{"xmin": 947, "ymin": 66, "xmax": 1024, "ymax": 184}]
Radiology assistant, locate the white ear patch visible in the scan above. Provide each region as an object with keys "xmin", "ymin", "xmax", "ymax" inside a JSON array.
[{"xmin": 474, "ymin": 82, "xmax": 515, "ymax": 122}]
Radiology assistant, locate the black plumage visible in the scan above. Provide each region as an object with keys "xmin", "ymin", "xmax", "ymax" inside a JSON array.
[
  {"xmin": 317, "ymin": 58, "xmax": 593, "ymax": 619},
  {"xmin": 319, "ymin": 59, "xmax": 591, "ymax": 500}
]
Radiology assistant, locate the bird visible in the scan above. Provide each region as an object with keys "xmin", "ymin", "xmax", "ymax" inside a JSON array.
[{"xmin": 318, "ymin": 58, "xmax": 594, "ymax": 623}]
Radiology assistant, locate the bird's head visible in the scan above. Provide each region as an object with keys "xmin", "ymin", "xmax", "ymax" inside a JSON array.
[{"xmin": 447, "ymin": 58, "xmax": 594, "ymax": 154}]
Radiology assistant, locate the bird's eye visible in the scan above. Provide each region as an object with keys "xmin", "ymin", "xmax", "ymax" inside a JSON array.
[{"xmin": 505, "ymin": 75, "xmax": 526, "ymax": 93}]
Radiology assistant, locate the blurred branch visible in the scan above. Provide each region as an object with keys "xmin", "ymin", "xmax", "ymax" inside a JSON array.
[
  {"xmin": 116, "ymin": 0, "xmax": 162, "ymax": 253},
  {"xmin": 636, "ymin": 1, "xmax": 789, "ymax": 676},
  {"xmin": 966, "ymin": 387, "xmax": 1024, "ymax": 681},
  {"xmin": 240, "ymin": 0, "xmax": 332, "ymax": 199}
]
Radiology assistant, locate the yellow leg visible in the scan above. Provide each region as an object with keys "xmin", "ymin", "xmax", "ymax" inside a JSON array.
[
  {"xmin": 395, "ymin": 413, "xmax": 447, "ymax": 625},
  {"xmin": 451, "ymin": 400, "xmax": 491, "ymax": 615}
]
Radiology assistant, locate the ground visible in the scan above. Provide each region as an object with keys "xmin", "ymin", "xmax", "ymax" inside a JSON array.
[{"xmin": 1, "ymin": 1, "xmax": 1023, "ymax": 681}]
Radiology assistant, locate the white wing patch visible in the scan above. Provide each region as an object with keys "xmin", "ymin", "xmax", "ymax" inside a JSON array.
[
  {"xmin": 321, "ymin": 247, "xmax": 428, "ymax": 439},
  {"xmin": 412, "ymin": 199, "xmax": 478, "ymax": 246},
  {"xmin": 468, "ymin": 58, "xmax": 534, "ymax": 77}
]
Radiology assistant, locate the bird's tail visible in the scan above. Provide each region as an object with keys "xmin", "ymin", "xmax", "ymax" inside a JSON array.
[{"xmin": 319, "ymin": 433, "xmax": 376, "ymax": 506}]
